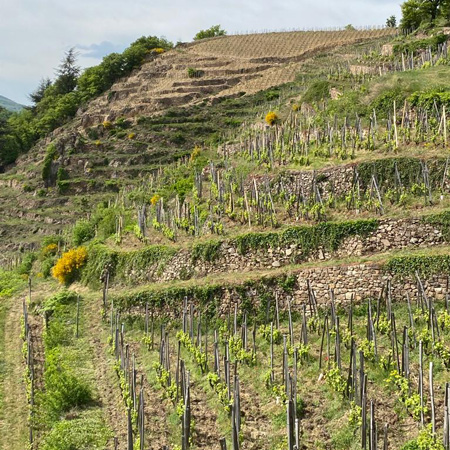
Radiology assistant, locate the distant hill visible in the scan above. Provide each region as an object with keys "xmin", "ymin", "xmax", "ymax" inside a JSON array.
[{"xmin": 0, "ymin": 95, "xmax": 24, "ymax": 112}]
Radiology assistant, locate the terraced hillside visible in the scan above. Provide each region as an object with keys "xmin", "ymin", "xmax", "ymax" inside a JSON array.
[
  {"xmin": 0, "ymin": 28, "xmax": 396, "ymax": 260},
  {"xmin": 1, "ymin": 23, "xmax": 450, "ymax": 450}
]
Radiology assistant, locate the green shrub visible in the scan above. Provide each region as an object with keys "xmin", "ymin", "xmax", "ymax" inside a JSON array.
[
  {"xmin": 43, "ymin": 290, "xmax": 77, "ymax": 312},
  {"xmin": 409, "ymin": 89, "xmax": 450, "ymax": 113},
  {"xmin": 394, "ymin": 34, "xmax": 448, "ymax": 55},
  {"xmin": 92, "ymin": 205, "xmax": 119, "ymax": 239},
  {"xmin": 41, "ymin": 258, "xmax": 55, "ymax": 278},
  {"xmin": 0, "ymin": 269, "xmax": 25, "ymax": 298},
  {"xmin": 81, "ymin": 243, "xmax": 176, "ymax": 286},
  {"xmin": 303, "ymin": 80, "xmax": 331, "ymax": 103},
  {"xmin": 192, "ymin": 240, "xmax": 223, "ymax": 262},
  {"xmin": 41, "ymin": 411, "xmax": 110, "ymax": 450},
  {"xmin": 43, "ymin": 349, "xmax": 93, "ymax": 418},
  {"xmin": 72, "ymin": 220, "xmax": 95, "ymax": 246},
  {"xmin": 386, "ymin": 254, "xmax": 450, "ymax": 277},
  {"xmin": 17, "ymin": 252, "xmax": 36, "ymax": 276},
  {"xmin": 370, "ymin": 87, "xmax": 407, "ymax": 117},
  {"xmin": 193, "ymin": 25, "xmax": 226, "ymax": 40},
  {"xmin": 44, "ymin": 319, "xmax": 73, "ymax": 349},
  {"xmin": 86, "ymin": 127, "xmax": 99, "ymax": 140},
  {"xmin": 187, "ymin": 67, "xmax": 205, "ymax": 78},
  {"xmin": 56, "ymin": 167, "xmax": 69, "ymax": 194},
  {"xmin": 42, "ymin": 144, "xmax": 57, "ymax": 184},
  {"xmin": 115, "ymin": 117, "xmax": 132, "ymax": 129},
  {"xmin": 265, "ymin": 90, "xmax": 280, "ymax": 101}
]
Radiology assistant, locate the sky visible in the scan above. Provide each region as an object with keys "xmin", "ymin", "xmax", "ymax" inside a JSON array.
[{"xmin": 0, "ymin": 0, "xmax": 402, "ymax": 105}]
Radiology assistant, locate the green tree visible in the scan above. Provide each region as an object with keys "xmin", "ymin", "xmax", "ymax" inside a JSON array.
[
  {"xmin": 193, "ymin": 25, "xmax": 227, "ymax": 41},
  {"xmin": 77, "ymin": 35, "xmax": 172, "ymax": 103},
  {"xmin": 0, "ymin": 107, "xmax": 20, "ymax": 168},
  {"xmin": 54, "ymin": 48, "xmax": 80, "ymax": 95},
  {"xmin": 400, "ymin": 0, "xmax": 448, "ymax": 31},
  {"xmin": 29, "ymin": 77, "xmax": 52, "ymax": 106},
  {"xmin": 386, "ymin": 15, "xmax": 397, "ymax": 27}
]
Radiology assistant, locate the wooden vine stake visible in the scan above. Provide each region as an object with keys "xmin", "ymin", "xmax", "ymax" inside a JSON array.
[
  {"xmin": 419, "ymin": 340, "xmax": 424, "ymax": 427},
  {"xmin": 444, "ymin": 382, "xmax": 450, "ymax": 450},
  {"xmin": 76, "ymin": 294, "xmax": 80, "ymax": 338},
  {"xmin": 430, "ymin": 361, "xmax": 436, "ymax": 435}
]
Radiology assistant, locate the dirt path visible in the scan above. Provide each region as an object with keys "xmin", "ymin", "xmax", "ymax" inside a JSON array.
[
  {"xmin": 82, "ymin": 291, "xmax": 128, "ymax": 449},
  {"xmin": 127, "ymin": 340, "xmax": 172, "ymax": 450},
  {"xmin": 0, "ymin": 294, "xmax": 30, "ymax": 450}
]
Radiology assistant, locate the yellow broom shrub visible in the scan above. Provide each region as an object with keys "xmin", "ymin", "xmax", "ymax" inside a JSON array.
[
  {"xmin": 52, "ymin": 247, "xmax": 88, "ymax": 285},
  {"xmin": 265, "ymin": 111, "xmax": 279, "ymax": 126},
  {"xmin": 150, "ymin": 194, "xmax": 161, "ymax": 206}
]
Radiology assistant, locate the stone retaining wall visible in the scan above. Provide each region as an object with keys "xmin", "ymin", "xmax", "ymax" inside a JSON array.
[
  {"xmin": 121, "ymin": 262, "xmax": 449, "ymax": 318},
  {"xmin": 216, "ymin": 263, "xmax": 449, "ymax": 315},
  {"xmin": 121, "ymin": 216, "xmax": 444, "ymax": 284}
]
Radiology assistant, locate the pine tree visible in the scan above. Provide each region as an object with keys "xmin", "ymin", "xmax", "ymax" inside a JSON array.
[{"xmin": 54, "ymin": 48, "xmax": 80, "ymax": 95}]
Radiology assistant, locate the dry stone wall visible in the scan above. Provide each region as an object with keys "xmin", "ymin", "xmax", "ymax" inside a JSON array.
[
  {"xmin": 215, "ymin": 263, "xmax": 449, "ymax": 316},
  {"xmin": 121, "ymin": 216, "xmax": 444, "ymax": 284},
  {"xmin": 120, "ymin": 262, "xmax": 449, "ymax": 318}
]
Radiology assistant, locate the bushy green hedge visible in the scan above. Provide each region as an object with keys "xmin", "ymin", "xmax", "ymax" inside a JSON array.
[
  {"xmin": 233, "ymin": 219, "xmax": 379, "ymax": 255},
  {"xmin": 385, "ymin": 254, "xmax": 450, "ymax": 277},
  {"xmin": 113, "ymin": 283, "xmax": 224, "ymax": 315},
  {"xmin": 81, "ymin": 243, "xmax": 177, "ymax": 286},
  {"xmin": 409, "ymin": 89, "xmax": 450, "ymax": 113},
  {"xmin": 191, "ymin": 240, "xmax": 223, "ymax": 262},
  {"xmin": 393, "ymin": 34, "xmax": 448, "ymax": 55}
]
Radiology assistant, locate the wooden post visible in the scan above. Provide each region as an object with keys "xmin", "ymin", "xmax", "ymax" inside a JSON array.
[
  {"xmin": 28, "ymin": 277, "xmax": 31, "ymax": 303},
  {"xmin": 127, "ymin": 408, "xmax": 133, "ymax": 450},
  {"xmin": 430, "ymin": 362, "xmax": 436, "ymax": 435},
  {"xmin": 383, "ymin": 424, "xmax": 389, "ymax": 450},
  {"xmin": 76, "ymin": 295, "xmax": 80, "ymax": 338},
  {"xmin": 444, "ymin": 382, "xmax": 449, "ymax": 450},
  {"xmin": 444, "ymin": 105, "xmax": 447, "ymax": 148},
  {"xmin": 419, "ymin": 341, "xmax": 424, "ymax": 427}
]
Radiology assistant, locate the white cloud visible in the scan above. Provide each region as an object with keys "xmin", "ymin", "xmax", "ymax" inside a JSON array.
[{"xmin": 0, "ymin": 0, "xmax": 401, "ymax": 104}]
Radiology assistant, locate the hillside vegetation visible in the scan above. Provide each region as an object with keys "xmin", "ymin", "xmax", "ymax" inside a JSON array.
[
  {"xmin": 0, "ymin": 96, "xmax": 23, "ymax": 113},
  {"xmin": 1, "ymin": 14, "xmax": 450, "ymax": 450}
]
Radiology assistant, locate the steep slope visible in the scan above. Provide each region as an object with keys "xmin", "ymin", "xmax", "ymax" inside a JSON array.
[
  {"xmin": 2, "ymin": 24, "xmax": 450, "ymax": 450},
  {"xmin": 0, "ymin": 28, "xmax": 396, "ymax": 263}
]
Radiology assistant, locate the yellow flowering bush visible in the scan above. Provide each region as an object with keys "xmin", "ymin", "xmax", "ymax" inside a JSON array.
[
  {"xmin": 151, "ymin": 48, "xmax": 165, "ymax": 54},
  {"xmin": 128, "ymin": 132, "xmax": 136, "ymax": 140},
  {"xmin": 150, "ymin": 194, "xmax": 161, "ymax": 206},
  {"xmin": 265, "ymin": 111, "xmax": 279, "ymax": 126},
  {"xmin": 42, "ymin": 243, "xmax": 58, "ymax": 257},
  {"xmin": 102, "ymin": 121, "xmax": 113, "ymax": 129},
  {"xmin": 52, "ymin": 247, "xmax": 88, "ymax": 285}
]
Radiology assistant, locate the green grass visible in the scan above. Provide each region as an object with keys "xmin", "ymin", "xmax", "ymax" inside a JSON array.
[{"xmin": 31, "ymin": 288, "xmax": 112, "ymax": 448}]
